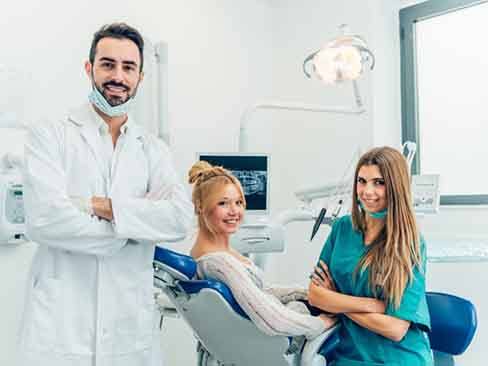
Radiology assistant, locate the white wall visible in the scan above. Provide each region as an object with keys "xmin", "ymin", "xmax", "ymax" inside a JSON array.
[{"xmin": 368, "ymin": 1, "xmax": 402, "ymax": 147}]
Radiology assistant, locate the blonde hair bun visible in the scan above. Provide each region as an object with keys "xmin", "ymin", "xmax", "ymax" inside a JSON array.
[{"xmin": 188, "ymin": 161, "xmax": 214, "ymax": 184}]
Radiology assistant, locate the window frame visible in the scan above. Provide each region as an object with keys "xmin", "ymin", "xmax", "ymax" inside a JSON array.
[{"xmin": 400, "ymin": 0, "xmax": 488, "ymax": 205}]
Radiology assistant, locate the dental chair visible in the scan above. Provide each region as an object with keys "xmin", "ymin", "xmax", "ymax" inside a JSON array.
[
  {"xmin": 153, "ymin": 247, "xmax": 477, "ymax": 366},
  {"xmin": 153, "ymin": 246, "xmax": 338, "ymax": 366},
  {"xmin": 426, "ymin": 292, "xmax": 477, "ymax": 366}
]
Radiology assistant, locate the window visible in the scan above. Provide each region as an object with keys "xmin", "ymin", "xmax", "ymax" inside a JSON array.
[{"xmin": 400, "ymin": 0, "xmax": 488, "ymax": 205}]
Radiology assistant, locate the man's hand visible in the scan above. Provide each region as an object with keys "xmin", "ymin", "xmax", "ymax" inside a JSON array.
[{"xmin": 91, "ymin": 197, "xmax": 114, "ymax": 221}]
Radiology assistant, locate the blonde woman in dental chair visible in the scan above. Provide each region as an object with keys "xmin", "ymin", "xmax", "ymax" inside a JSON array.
[{"xmin": 188, "ymin": 161, "xmax": 335, "ymax": 342}]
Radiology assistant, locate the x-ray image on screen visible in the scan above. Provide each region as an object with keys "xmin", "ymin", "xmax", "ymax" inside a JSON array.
[{"xmin": 197, "ymin": 154, "xmax": 269, "ymax": 212}]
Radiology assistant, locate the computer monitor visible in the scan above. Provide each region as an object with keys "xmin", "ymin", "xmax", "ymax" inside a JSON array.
[{"xmin": 197, "ymin": 153, "xmax": 270, "ymax": 214}]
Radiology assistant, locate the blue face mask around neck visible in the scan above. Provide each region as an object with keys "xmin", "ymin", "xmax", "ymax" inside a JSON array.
[
  {"xmin": 358, "ymin": 200, "xmax": 388, "ymax": 219},
  {"xmin": 88, "ymin": 85, "xmax": 135, "ymax": 117}
]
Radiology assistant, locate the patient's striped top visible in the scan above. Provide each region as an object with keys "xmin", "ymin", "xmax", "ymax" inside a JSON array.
[{"xmin": 196, "ymin": 252, "xmax": 329, "ymax": 339}]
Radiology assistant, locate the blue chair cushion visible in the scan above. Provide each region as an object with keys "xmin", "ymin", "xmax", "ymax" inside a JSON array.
[
  {"xmin": 153, "ymin": 247, "xmax": 249, "ymax": 319},
  {"xmin": 426, "ymin": 292, "xmax": 477, "ymax": 355},
  {"xmin": 154, "ymin": 246, "xmax": 197, "ymax": 280}
]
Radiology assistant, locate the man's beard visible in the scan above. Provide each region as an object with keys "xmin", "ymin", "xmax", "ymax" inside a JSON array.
[
  {"xmin": 98, "ymin": 81, "xmax": 130, "ymax": 106},
  {"xmin": 92, "ymin": 76, "xmax": 140, "ymax": 107}
]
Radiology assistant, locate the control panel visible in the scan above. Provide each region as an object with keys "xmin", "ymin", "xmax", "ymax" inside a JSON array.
[
  {"xmin": 412, "ymin": 174, "xmax": 440, "ymax": 214},
  {"xmin": 0, "ymin": 173, "xmax": 26, "ymax": 244}
]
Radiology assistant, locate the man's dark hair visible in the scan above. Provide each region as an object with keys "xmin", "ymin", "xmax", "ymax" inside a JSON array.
[{"xmin": 89, "ymin": 22, "xmax": 145, "ymax": 71}]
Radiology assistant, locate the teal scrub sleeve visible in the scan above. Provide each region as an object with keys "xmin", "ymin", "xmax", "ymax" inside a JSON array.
[
  {"xmin": 317, "ymin": 216, "xmax": 341, "ymax": 265},
  {"xmin": 385, "ymin": 237, "xmax": 431, "ymax": 332}
]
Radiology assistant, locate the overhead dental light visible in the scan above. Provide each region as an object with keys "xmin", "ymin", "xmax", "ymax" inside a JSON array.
[
  {"xmin": 238, "ymin": 24, "xmax": 375, "ymax": 151},
  {"xmin": 302, "ymin": 24, "xmax": 375, "ymax": 84}
]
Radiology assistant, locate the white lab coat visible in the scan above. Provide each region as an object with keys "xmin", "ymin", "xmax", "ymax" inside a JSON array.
[{"xmin": 18, "ymin": 103, "xmax": 193, "ymax": 366}]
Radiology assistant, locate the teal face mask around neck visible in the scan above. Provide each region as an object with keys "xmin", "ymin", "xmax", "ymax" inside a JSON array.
[
  {"xmin": 88, "ymin": 85, "xmax": 134, "ymax": 117},
  {"xmin": 358, "ymin": 200, "xmax": 387, "ymax": 219}
]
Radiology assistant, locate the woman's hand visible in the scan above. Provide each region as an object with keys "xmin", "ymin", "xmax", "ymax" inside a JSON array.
[
  {"xmin": 310, "ymin": 260, "xmax": 336, "ymax": 291},
  {"xmin": 265, "ymin": 287, "xmax": 308, "ymax": 303}
]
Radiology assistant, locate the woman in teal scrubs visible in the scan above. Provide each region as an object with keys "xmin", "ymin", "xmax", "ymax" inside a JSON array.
[{"xmin": 308, "ymin": 147, "xmax": 433, "ymax": 366}]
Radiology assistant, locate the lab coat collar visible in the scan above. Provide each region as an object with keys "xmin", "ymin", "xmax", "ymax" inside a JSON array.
[
  {"xmin": 67, "ymin": 103, "xmax": 145, "ymax": 178},
  {"xmin": 68, "ymin": 103, "xmax": 144, "ymax": 139}
]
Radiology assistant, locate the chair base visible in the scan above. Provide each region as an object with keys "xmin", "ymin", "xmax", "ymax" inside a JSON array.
[{"xmin": 433, "ymin": 350, "xmax": 454, "ymax": 366}]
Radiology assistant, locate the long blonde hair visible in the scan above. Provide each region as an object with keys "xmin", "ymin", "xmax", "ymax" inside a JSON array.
[
  {"xmin": 188, "ymin": 161, "xmax": 246, "ymax": 237},
  {"xmin": 351, "ymin": 147, "xmax": 421, "ymax": 309}
]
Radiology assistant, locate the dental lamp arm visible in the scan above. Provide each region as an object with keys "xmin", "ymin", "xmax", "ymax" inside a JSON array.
[
  {"xmin": 295, "ymin": 181, "xmax": 351, "ymax": 204},
  {"xmin": 239, "ymin": 98, "xmax": 365, "ymax": 152},
  {"xmin": 269, "ymin": 181, "xmax": 351, "ymax": 238},
  {"xmin": 274, "ymin": 207, "xmax": 316, "ymax": 226}
]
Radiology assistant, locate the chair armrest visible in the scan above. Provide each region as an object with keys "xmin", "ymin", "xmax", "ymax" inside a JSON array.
[{"xmin": 300, "ymin": 325, "xmax": 340, "ymax": 366}]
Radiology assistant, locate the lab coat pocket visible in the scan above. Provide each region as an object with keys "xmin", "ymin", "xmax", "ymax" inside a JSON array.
[
  {"xmin": 113, "ymin": 293, "xmax": 139, "ymax": 352},
  {"xmin": 27, "ymin": 278, "xmax": 60, "ymax": 351},
  {"xmin": 137, "ymin": 287, "xmax": 156, "ymax": 349}
]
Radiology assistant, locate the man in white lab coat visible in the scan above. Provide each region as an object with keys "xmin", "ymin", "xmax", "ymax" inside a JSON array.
[{"xmin": 18, "ymin": 23, "xmax": 193, "ymax": 366}]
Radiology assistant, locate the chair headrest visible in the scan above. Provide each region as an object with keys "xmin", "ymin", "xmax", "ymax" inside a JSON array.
[
  {"xmin": 427, "ymin": 291, "xmax": 477, "ymax": 355},
  {"xmin": 154, "ymin": 246, "xmax": 197, "ymax": 281}
]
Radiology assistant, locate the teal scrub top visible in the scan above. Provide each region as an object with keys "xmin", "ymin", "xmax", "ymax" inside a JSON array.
[{"xmin": 318, "ymin": 215, "xmax": 433, "ymax": 366}]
